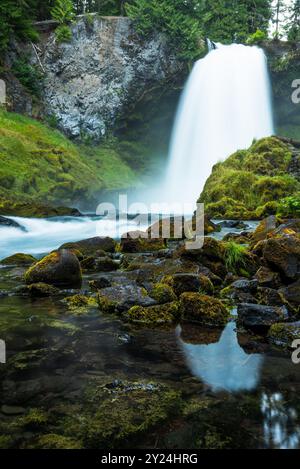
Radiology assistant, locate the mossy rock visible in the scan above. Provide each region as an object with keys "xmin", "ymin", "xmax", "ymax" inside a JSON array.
[
  {"xmin": 26, "ymin": 282, "xmax": 60, "ymax": 297},
  {"xmin": 0, "ymin": 253, "xmax": 37, "ymax": 266},
  {"xmin": 81, "ymin": 384, "xmax": 182, "ymax": 449},
  {"xmin": 25, "ymin": 434, "xmax": 83, "ymax": 449},
  {"xmin": 180, "ymin": 293, "xmax": 229, "ymax": 326},
  {"xmin": 124, "ymin": 302, "xmax": 180, "ymax": 325},
  {"xmin": 59, "ymin": 237, "xmax": 116, "ymax": 256},
  {"xmin": 63, "ymin": 294, "xmax": 98, "ymax": 315},
  {"xmin": 150, "ymin": 283, "xmax": 177, "ymax": 304},
  {"xmin": 24, "ymin": 249, "xmax": 82, "ymax": 288},
  {"xmin": 199, "ymin": 137, "xmax": 300, "ymax": 219},
  {"xmin": 268, "ymin": 322, "xmax": 300, "ymax": 348},
  {"xmin": 120, "ymin": 231, "xmax": 166, "ymax": 253}
]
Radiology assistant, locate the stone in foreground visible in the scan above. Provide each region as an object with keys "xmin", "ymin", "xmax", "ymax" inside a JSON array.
[
  {"xmin": 237, "ymin": 303, "xmax": 289, "ymax": 330},
  {"xmin": 180, "ymin": 293, "xmax": 229, "ymax": 327},
  {"xmin": 25, "ymin": 250, "xmax": 82, "ymax": 288}
]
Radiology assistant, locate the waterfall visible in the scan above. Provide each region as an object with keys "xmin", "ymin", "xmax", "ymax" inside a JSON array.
[{"xmin": 163, "ymin": 43, "xmax": 274, "ymax": 207}]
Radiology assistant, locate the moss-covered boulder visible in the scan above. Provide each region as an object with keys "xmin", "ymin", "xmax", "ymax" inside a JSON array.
[
  {"xmin": 199, "ymin": 137, "xmax": 300, "ymax": 219},
  {"xmin": 149, "ymin": 283, "xmax": 177, "ymax": 304},
  {"xmin": 82, "ymin": 382, "xmax": 182, "ymax": 449},
  {"xmin": 59, "ymin": 237, "xmax": 116, "ymax": 256},
  {"xmin": 252, "ymin": 216, "xmax": 277, "ymax": 244},
  {"xmin": 24, "ymin": 249, "xmax": 82, "ymax": 288},
  {"xmin": 98, "ymin": 284, "xmax": 156, "ymax": 314},
  {"xmin": 280, "ymin": 279, "xmax": 300, "ymax": 311},
  {"xmin": 120, "ymin": 231, "xmax": 166, "ymax": 253},
  {"xmin": 162, "ymin": 273, "xmax": 214, "ymax": 296},
  {"xmin": 268, "ymin": 322, "xmax": 300, "ymax": 348},
  {"xmin": 147, "ymin": 215, "xmax": 220, "ymax": 239},
  {"xmin": 262, "ymin": 234, "xmax": 300, "ymax": 281},
  {"xmin": 124, "ymin": 302, "xmax": 180, "ymax": 325},
  {"xmin": 180, "ymin": 293, "xmax": 229, "ymax": 326},
  {"xmin": 0, "ymin": 253, "xmax": 37, "ymax": 266}
]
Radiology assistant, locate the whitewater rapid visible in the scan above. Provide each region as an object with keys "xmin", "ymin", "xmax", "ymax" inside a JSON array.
[{"xmin": 0, "ymin": 216, "xmax": 150, "ymax": 260}]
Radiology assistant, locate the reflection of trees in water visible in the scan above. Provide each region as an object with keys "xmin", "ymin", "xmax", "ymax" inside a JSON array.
[{"xmin": 261, "ymin": 392, "xmax": 300, "ymax": 449}]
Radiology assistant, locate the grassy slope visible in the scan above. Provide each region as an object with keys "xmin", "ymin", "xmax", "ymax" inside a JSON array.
[
  {"xmin": 0, "ymin": 110, "xmax": 137, "ymax": 210},
  {"xmin": 199, "ymin": 137, "xmax": 300, "ymax": 219}
]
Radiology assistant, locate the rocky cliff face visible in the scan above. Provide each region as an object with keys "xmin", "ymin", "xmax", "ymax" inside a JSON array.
[
  {"xmin": 263, "ymin": 41, "xmax": 300, "ymax": 140},
  {"xmin": 35, "ymin": 17, "xmax": 183, "ymax": 141}
]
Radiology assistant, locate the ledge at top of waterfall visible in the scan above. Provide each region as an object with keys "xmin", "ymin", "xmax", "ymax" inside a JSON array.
[{"xmin": 163, "ymin": 42, "xmax": 274, "ymax": 208}]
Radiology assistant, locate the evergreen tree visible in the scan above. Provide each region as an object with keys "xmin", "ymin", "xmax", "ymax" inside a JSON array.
[
  {"xmin": 126, "ymin": 0, "xmax": 204, "ymax": 60},
  {"xmin": 286, "ymin": 0, "xmax": 300, "ymax": 41},
  {"xmin": 200, "ymin": 0, "xmax": 272, "ymax": 43},
  {"xmin": 0, "ymin": 0, "xmax": 39, "ymax": 58}
]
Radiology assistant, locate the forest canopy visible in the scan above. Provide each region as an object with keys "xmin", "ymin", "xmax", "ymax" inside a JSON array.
[{"xmin": 0, "ymin": 1, "xmax": 299, "ymax": 60}]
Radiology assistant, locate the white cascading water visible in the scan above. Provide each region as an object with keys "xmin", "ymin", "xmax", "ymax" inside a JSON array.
[{"xmin": 163, "ymin": 43, "xmax": 274, "ymax": 207}]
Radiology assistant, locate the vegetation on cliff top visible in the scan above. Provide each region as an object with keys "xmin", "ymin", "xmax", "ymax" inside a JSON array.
[
  {"xmin": 0, "ymin": 109, "xmax": 137, "ymax": 209},
  {"xmin": 199, "ymin": 137, "xmax": 300, "ymax": 219}
]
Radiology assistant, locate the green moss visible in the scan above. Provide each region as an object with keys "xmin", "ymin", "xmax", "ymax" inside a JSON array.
[
  {"xmin": 199, "ymin": 137, "xmax": 299, "ymax": 219},
  {"xmin": 0, "ymin": 109, "xmax": 137, "ymax": 209},
  {"xmin": 0, "ymin": 253, "xmax": 37, "ymax": 266},
  {"xmin": 17, "ymin": 408, "xmax": 48, "ymax": 430},
  {"xmin": 26, "ymin": 282, "xmax": 60, "ymax": 297},
  {"xmin": 150, "ymin": 283, "xmax": 177, "ymax": 304},
  {"xmin": 125, "ymin": 302, "xmax": 180, "ymax": 325},
  {"xmin": 98, "ymin": 293, "xmax": 118, "ymax": 314},
  {"xmin": 63, "ymin": 294, "xmax": 98, "ymax": 315},
  {"xmin": 268, "ymin": 323, "xmax": 300, "ymax": 348},
  {"xmin": 0, "ymin": 435, "xmax": 13, "ymax": 449},
  {"xmin": 180, "ymin": 293, "xmax": 229, "ymax": 326},
  {"xmin": 24, "ymin": 252, "xmax": 58, "ymax": 284},
  {"xmin": 81, "ymin": 385, "xmax": 182, "ymax": 449},
  {"xmin": 26, "ymin": 434, "xmax": 83, "ymax": 449}
]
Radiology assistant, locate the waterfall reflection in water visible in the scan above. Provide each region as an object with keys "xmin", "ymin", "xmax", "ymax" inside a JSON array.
[{"xmin": 177, "ymin": 322, "xmax": 263, "ymax": 393}]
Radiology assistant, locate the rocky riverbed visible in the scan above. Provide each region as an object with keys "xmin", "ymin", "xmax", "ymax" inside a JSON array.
[{"xmin": 0, "ymin": 215, "xmax": 300, "ymax": 449}]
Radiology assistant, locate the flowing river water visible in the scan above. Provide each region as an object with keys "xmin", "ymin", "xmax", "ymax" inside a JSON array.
[{"xmin": 0, "ymin": 217, "xmax": 300, "ymax": 449}]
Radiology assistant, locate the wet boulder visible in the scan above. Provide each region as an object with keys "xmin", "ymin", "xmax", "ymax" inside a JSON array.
[
  {"xmin": 257, "ymin": 287, "xmax": 286, "ymax": 307},
  {"xmin": 262, "ymin": 235, "xmax": 300, "ymax": 281},
  {"xmin": 59, "ymin": 237, "xmax": 116, "ymax": 256},
  {"xmin": 180, "ymin": 293, "xmax": 229, "ymax": 326},
  {"xmin": 89, "ymin": 277, "xmax": 112, "ymax": 291},
  {"xmin": 255, "ymin": 266, "xmax": 281, "ymax": 289},
  {"xmin": 120, "ymin": 231, "xmax": 166, "ymax": 253},
  {"xmin": 98, "ymin": 284, "xmax": 156, "ymax": 314},
  {"xmin": 149, "ymin": 283, "xmax": 177, "ymax": 304},
  {"xmin": 217, "ymin": 220, "xmax": 249, "ymax": 230},
  {"xmin": 237, "ymin": 303, "xmax": 289, "ymax": 330},
  {"xmin": 24, "ymin": 250, "xmax": 82, "ymax": 288},
  {"xmin": 268, "ymin": 322, "xmax": 300, "ymax": 348},
  {"xmin": 94, "ymin": 257, "xmax": 120, "ymax": 272},
  {"xmin": 279, "ymin": 279, "xmax": 300, "ymax": 309},
  {"xmin": 251, "ymin": 216, "xmax": 277, "ymax": 244},
  {"xmin": 162, "ymin": 273, "xmax": 214, "ymax": 296},
  {"xmin": 0, "ymin": 253, "xmax": 37, "ymax": 266}
]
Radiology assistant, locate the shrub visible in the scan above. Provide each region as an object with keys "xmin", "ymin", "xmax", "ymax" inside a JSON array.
[
  {"xmin": 12, "ymin": 56, "xmax": 43, "ymax": 96},
  {"xmin": 55, "ymin": 25, "xmax": 72, "ymax": 43},
  {"xmin": 277, "ymin": 194, "xmax": 300, "ymax": 218},
  {"xmin": 246, "ymin": 29, "xmax": 267, "ymax": 45}
]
